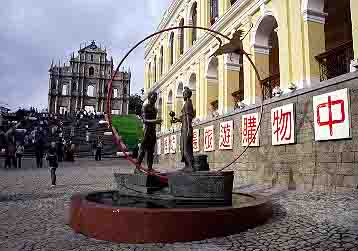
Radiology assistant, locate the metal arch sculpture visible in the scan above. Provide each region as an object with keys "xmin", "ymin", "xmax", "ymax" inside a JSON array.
[{"xmin": 106, "ymin": 25, "xmax": 264, "ymax": 184}]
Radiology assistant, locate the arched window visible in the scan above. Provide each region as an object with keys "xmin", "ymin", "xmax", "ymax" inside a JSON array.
[
  {"xmin": 169, "ymin": 32, "xmax": 174, "ymax": 66},
  {"xmin": 160, "ymin": 46, "xmax": 164, "ymax": 76},
  {"xmin": 157, "ymin": 97, "xmax": 163, "ymax": 132},
  {"xmin": 154, "ymin": 56, "xmax": 157, "ymax": 83},
  {"xmin": 90, "ymin": 54, "xmax": 93, "ymax": 61},
  {"xmin": 188, "ymin": 73, "xmax": 197, "ymax": 111},
  {"xmin": 210, "ymin": 0, "xmax": 218, "ymax": 26},
  {"xmin": 113, "ymin": 88, "xmax": 118, "ymax": 98},
  {"xmin": 191, "ymin": 2, "xmax": 198, "ymax": 45},
  {"xmin": 175, "ymin": 82, "xmax": 184, "ymax": 117},
  {"xmin": 206, "ymin": 57, "xmax": 219, "ymax": 115},
  {"xmin": 321, "ymin": 0, "xmax": 353, "ymax": 80},
  {"xmin": 148, "ymin": 62, "xmax": 152, "ymax": 87},
  {"xmin": 62, "ymin": 84, "xmax": 68, "ymax": 96},
  {"xmin": 87, "ymin": 85, "xmax": 95, "ymax": 97},
  {"xmin": 167, "ymin": 90, "xmax": 174, "ymax": 126},
  {"xmin": 72, "ymin": 82, "xmax": 77, "ymax": 92},
  {"xmin": 253, "ymin": 14, "xmax": 280, "ymax": 99},
  {"xmin": 123, "ymin": 87, "xmax": 127, "ymax": 95},
  {"xmin": 179, "ymin": 18, "xmax": 184, "ymax": 55},
  {"xmin": 89, "ymin": 67, "xmax": 94, "ymax": 76}
]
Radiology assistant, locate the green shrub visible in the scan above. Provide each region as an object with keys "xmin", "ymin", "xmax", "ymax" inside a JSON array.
[{"xmin": 112, "ymin": 115, "xmax": 143, "ymax": 151}]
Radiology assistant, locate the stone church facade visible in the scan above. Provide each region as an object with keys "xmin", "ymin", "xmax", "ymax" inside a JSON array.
[{"xmin": 48, "ymin": 41, "xmax": 130, "ymax": 115}]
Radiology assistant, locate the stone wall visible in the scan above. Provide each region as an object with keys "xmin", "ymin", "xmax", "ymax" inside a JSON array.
[{"xmin": 156, "ymin": 72, "xmax": 358, "ymax": 191}]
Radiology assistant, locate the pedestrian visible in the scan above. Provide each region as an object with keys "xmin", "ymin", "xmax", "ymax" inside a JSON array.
[
  {"xmin": 63, "ymin": 141, "xmax": 68, "ymax": 161},
  {"xmin": 92, "ymin": 141, "xmax": 97, "ymax": 157},
  {"xmin": 46, "ymin": 142, "xmax": 58, "ymax": 187},
  {"xmin": 4, "ymin": 147, "xmax": 10, "ymax": 168},
  {"xmin": 95, "ymin": 139, "xmax": 103, "ymax": 161},
  {"xmin": 15, "ymin": 143, "xmax": 24, "ymax": 168},
  {"xmin": 57, "ymin": 139, "xmax": 64, "ymax": 162},
  {"xmin": 69, "ymin": 142, "xmax": 75, "ymax": 162},
  {"xmin": 5, "ymin": 141, "xmax": 16, "ymax": 168},
  {"xmin": 132, "ymin": 141, "xmax": 141, "ymax": 159},
  {"xmin": 24, "ymin": 135, "xmax": 29, "ymax": 146},
  {"xmin": 35, "ymin": 137, "xmax": 44, "ymax": 168}
]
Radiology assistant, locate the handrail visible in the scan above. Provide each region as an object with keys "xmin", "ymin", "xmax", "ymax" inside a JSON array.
[
  {"xmin": 261, "ymin": 73, "xmax": 280, "ymax": 100},
  {"xmin": 315, "ymin": 40, "xmax": 353, "ymax": 61},
  {"xmin": 261, "ymin": 73, "xmax": 280, "ymax": 86},
  {"xmin": 315, "ymin": 40, "xmax": 354, "ymax": 81}
]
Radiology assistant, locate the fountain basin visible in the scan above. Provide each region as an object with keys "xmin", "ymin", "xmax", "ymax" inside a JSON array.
[{"xmin": 68, "ymin": 191, "xmax": 272, "ymax": 244}]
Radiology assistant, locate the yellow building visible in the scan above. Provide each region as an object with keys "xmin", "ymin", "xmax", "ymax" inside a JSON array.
[{"xmin": 144, "ymin": 0, "xmax": 357, "ymax": 131}]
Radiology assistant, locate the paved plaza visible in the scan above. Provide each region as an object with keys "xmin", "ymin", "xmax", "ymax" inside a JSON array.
[{"xmin": 0, "ymin": 159, "xmax": 358, "ymax": 251}]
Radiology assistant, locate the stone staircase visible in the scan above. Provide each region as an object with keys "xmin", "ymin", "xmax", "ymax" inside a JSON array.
[{"xmin": 4, "ymin": 114, "xmax": 118, "ymax": 159}]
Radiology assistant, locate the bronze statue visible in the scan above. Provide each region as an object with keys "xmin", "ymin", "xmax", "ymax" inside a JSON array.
[
  {"xmin": 137, "ymin": 91, "xmax": 162, "ymax": 171},
  {"xmin": 170, "ymin": 87, "xmax": 195, "ymax": 172}
]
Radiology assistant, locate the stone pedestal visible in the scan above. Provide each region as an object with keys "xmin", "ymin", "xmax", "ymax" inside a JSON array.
[
  {"xmin": 193, "ymin": 154, "xmax": 210, "ymax": 171},
  {"xmin": 168, "ymin": 171, "xmax": 234, "ymax": 202},
  {"xmin": 114, "ymin": 171, "xmax": 166, "ymax": 194}
]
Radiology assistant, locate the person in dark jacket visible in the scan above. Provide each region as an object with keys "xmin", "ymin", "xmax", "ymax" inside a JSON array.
[
  {"xmin": 95, "ymin": 139, "xmax": 103, "ymax": 161},
  {"xmin": 5, "ymin": 141, "xmax": 16, "ymax": 168},
  {"xmin": 46, "ymin": 142, "xmax": 58, "ymax": 187},
  {"xmin": 57, "ymin": 139, "xmax": 64, "ymax": 162},
  {"xmin": 35, "ymin": 137, "xmax": 44, "ymax": 168}
]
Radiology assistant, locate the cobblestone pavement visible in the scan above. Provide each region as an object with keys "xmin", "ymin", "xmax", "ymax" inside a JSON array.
[{"xmin": 0, "ymin": 159, "xmax": 358, "ymax": 251}]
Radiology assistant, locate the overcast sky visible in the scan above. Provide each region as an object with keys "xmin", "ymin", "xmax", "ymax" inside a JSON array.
[{"xmin": 0, "ymin": 0, "xmax": 170, "ymax": 110}]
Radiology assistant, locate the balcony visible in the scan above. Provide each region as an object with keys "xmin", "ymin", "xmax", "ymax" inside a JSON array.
[
  {"xmin": 316, "ymin": 40, "xmax": 354, "ymax": 81},
  {"xmin": 261, "ymin": 73, "xmax": 280, "ymax": 100}
]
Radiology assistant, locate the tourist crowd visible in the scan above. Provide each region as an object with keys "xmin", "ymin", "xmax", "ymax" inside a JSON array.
[{"xmin": 0, "ymin": 110, "xmax": 77, "ymax": 169}]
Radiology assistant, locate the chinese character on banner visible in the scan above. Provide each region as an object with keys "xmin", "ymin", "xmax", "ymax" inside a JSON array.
[
  {"xmin": 313, "ymin": 88, "xmax": 351, "ymax": 141},
  {"xmin": 219, "ymin": 121, "xmax": 234, "ymax": 150},
  {"xmin": 241, "ymin": 113, "xmax": 260, "ymax": 146},
  {"xmin": 193, "ymin": 129, "xmax": 200, "ymax": 152},
  {"xmin": 204, "ymin": 125, "xmax": 215, "ymax": 152},
  {"xmin": 271, "ymin": 104, "xmax": 295, "ymax": 145},
  {"xmin": 157, "ymin": 139, "xmax": 161, "ymax": 155},
  {"xmin": 164, "ymin": 137, "xmax": 170, "ymax": 154},
  {"xmin": 170, "ymin": 135, "xmax": 176, "ymax": 154}
]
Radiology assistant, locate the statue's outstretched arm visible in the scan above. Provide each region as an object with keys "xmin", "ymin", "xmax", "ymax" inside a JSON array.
[
  {"xmin": 143, "ymin": 118, "xmax": 162, "ymax": 125},
  {"xmin": 171, "ymin": 115, "xmax": 183, "ymax": 124}
]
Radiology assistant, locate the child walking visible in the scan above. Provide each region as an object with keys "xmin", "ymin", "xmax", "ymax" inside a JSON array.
[{"xmin": 46, "ymin": 142, "xmax": 58, "ymax": 187}]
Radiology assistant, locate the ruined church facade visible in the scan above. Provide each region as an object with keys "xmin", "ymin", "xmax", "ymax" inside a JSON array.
[{"xmin": 48, "ymin": 41, "xmax": 130, "ymax": 115}]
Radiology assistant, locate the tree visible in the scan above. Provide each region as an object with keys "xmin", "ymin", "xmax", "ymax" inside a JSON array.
[{"xmin": 128, "ymin": 94, "xmax": 143, "ymax": 116}]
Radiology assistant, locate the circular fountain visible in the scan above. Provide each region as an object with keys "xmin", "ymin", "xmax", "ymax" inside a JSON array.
[
  {"xmin": 69, "ymin": 168, "xmax": 272, "ymax": 243},
  {"xmin": 69, "ymin": 189, "xmax": 272, "ymax": 243},
  {"xmin": 68, "ymin": 26, "xmax": 273, "ymax": 244}
]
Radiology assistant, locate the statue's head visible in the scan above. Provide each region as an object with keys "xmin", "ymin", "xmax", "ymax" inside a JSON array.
[
  {"xmin": 147, "ymin": 91, "xmax": 158, "ymax": 104},
  {"xmin": 183, "ymin": 87, "xmax": 192, "ymax": 100}
]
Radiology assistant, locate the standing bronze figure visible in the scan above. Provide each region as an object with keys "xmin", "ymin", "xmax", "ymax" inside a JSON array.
[
  {"xmin": 137, "ymin": 91, "xmax": 162, "ymax": 171},
  {"xmin": 170, "ymin": 87, "xmax": 195, "ymax": 172}
]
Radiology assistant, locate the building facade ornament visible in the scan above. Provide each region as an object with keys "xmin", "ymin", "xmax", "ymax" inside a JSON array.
[
  {"xmin": 301, "ymin": 0, "xmax": 327, "ymax": 24},
  {"xmin": 253, "ymin": 44, "xmax": 271, "ymax": 55},
  {"xmin": 302, "ymin": 9, "xmax": 327, "ymax": 24},
  {"xmin": 224, "ymin": 53, "xmax": 242, "ymax": 71}
]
